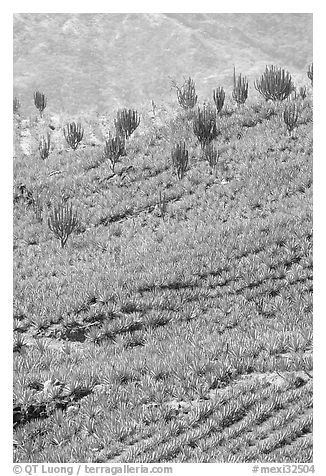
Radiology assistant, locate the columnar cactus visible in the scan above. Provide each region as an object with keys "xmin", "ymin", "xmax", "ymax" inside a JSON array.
[
  {"xmin": 114, "ymin": 109, "xmax": 140, "ymax": 140},
  {"xmin": 283, "ymin": 103, "xmax": 299, "ymax": 135},
  {"xmin": 39, "ymin": 132, "xmax": 51, "ymax": 160},
  {"xmin": 299, "ymin": 86, "xmax": 307, "ymax": 100},
  {"xmin": 64, "ymin": 122, "xmax": 84, "ymax": 150},
  {"xmin": 103, "ymin": 134, "xmax": 125, "ymax": 173},
  {"xmin": 254, "ymin": 65, "xmax": 294, "ymax": 102},
  {"xmin": 176, "ymin": 77, "xmax": 198, "ymax": 110},
  {"xmin": 13, "ymin": 97, "xmax": 21, "ymax": 114},
  {"xmin": 232, "ymin": 68, "xmax": 248, "ymax": 106},
  {"xmin": 33, "ymin": 91, "xmax": 47, "ymax": 117},
  {"xmin": 48, "ymin": 202, "xmax": 79, "ymax": 248},
  {"xmin": 193, "ymin": 105, "xmax": 218, "ymax": 149},
  {"xmin": 307, "ymin": 63, "xmax": 313, "ymax": 86},
  {"xmin": 171, "ymin": 142, "xmax": 189, "ymax": 180},
  {"xmin": 213, "ymin": 87, "xmax": 225, "ymax": 113},
  {"xmin": 204, "ymin": 143, "xmax": 218, "ymax": 171},
  {"xmin": 151, "ymin": 99, "xmax": 157, "ymax": 117}
]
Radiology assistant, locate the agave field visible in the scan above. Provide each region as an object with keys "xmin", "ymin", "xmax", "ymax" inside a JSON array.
[{"xmin": 13, "ymin": 66, "xmax": 313, "ymax": 463}]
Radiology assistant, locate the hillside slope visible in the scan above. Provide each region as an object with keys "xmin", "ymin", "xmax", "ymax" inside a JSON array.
[{"xmin": 13, "ymin": 93, "xmax": 313, "ymax": 462}]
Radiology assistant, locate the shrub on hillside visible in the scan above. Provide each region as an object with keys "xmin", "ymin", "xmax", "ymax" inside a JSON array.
[
  {"xmin": 219, "ymin": 103, "xmax": 235, "ymax": 118},
  {"xmin": 290, "ymin": 87, "xmax": 308, "ymax": 102},
  {"xmin": 168, "ymin": 108, "xmax": 196, "ymax": 146}
]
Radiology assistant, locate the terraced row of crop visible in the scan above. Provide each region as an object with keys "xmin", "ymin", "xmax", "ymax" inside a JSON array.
[
  {"xmin": 13, "ymin": 195, "xmax": 312, "ymax": 322},
  {"xmin": 13, "ymin": 367, "xmax": 312, "ymax": 463},
  {"xmin": 13, "ymin": 245, "xmax": 311, "ymax": 348}
]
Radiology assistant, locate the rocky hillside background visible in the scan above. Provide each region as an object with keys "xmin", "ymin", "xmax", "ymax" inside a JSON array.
[{"xmin": 13, "ymin": 13, "xmax": 313, "ymax": 114}]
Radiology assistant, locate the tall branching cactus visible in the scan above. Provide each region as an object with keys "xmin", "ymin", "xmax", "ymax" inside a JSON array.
[
  {"xmin": 213, "ymin": 87, "xmax": 225, "ymax": 113},
  {"xmin": 48, "ymin": 202, "xmax": 79, "ymax": 248},
  {"xmin": 103, "ymin": 134, "xmax": 125, "ymax": 173},
  {"xmin": 151, "ymin": 99, "xmax": 157, "ymax": 117},
  {"xmin": 204, "ymin": 143, "xmax": 218, "ymax": 172},
  {"xmin": 283, "ymin": 103, "xmax": 299, "ymax": 135},
  {"xmin": 307, "ymin": 63, "xmax": 313, "ymax": 86},
  {"xmin": 232, "ymin": 68, "xmax": 248, "ymax": 106},
  {"xmin": 33, "ymin": 91, "xmax": 47, "ymax": 117},
  {"xmin": 172, "ymin": 142, "xmax": 189, "ymax": 180},
  {"xmin": 64, "ymin": 122, "xmax": 84, "ymax": 150},
  {"xmin": 176, "ymin": 77, "xmax": 198, "ymax": 110},
  {"xmin": 254, "ymin": 65, "xmax": 294, "ymax": 102},
  {"xmin": 114, "ymin": 109, "xmax": 140, "ymax": 140},
  {"xmin": 193, "ymin": 105, "xmax": 218, "ymax": 149},
  {"xmin": 299, "ymin": 86, "xmax": 307, "ymax": 100},
  {"xmin": 13, "ymin": 97, "xmax": 21, "ymax": 114},
  {"xmin": 39, "ymin": 132, "xmax": 51, "ymax": 160}
]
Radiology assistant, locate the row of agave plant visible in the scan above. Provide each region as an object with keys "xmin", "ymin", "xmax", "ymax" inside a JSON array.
[{"xmin": 14, "ymin": 64, "xmax": 313, "ymax": 249}]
